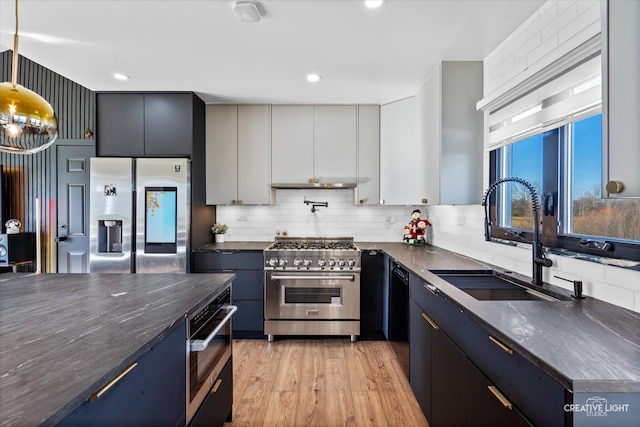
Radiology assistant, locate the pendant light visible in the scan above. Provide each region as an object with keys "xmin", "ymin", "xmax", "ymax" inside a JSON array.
[{"xmin": 0, "ymin": 0, "xmax": 58, "ymax": 154}]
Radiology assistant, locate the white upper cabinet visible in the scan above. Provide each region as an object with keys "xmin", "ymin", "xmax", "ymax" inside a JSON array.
[
  {"xmin": 237, "ymin": 105, "xmax": 273, "ymax": 204},
  {"xmin": 604, "ymin": 0, "xmax": 640, "ymax": 198},
  {"xmin": 356, "ymin": 105, "xmax": 380, "ymax": 205},
  {"xmin": 380, "ymin": 97, "xmax": 423, "ymax": 205},
  {"xmin": 206, "ymin": 105, "xmax": 238, "ymax": 205},
  {"xmin": 380, "ymin": 62, "xmax": 482, "ymax": 206},
  {"xmin": 313, "ymin": 106, "xmax": 357, "ymax": 182},
  {"xmin": 271, "ymin": 105, "xmax": 357, "ymax": 185},
  {"xmin": 418, "ymin": 61, "xmax": 483, "ymax": 205},
  {"xmin": 205, "ymin": 105, "xmax": 273, "ymax": 205},
  {"xmin": 271, "ymin": 106, "xmax": 314, "ymax": 184}
]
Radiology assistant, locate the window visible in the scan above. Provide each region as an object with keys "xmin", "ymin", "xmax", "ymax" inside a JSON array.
[{"xmin": 490, "ymin": 113, "xmax": 640, "ymax": 261}]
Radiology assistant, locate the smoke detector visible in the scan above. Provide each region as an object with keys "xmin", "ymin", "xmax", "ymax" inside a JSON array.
[{"xmin": 233, "ymin": 2, "xmax": 262, "ymax": 23}]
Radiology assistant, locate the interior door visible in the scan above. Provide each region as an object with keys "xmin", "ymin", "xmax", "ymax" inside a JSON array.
[{"xmin": 57, "ymin": 144, "xmax": 94, "ymax": 273}]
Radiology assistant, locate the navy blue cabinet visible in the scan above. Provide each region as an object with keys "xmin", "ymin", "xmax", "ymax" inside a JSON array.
[
  {"xmin": 188, "ymin": 357, "xmax": 233, "ymax": 427},
  {"xmin": 58, "ymin": 321, "xmax": 186, "ymax": 427},
  {"xmin": 96, "ymin": 92, "xmax": 200, "ymax": 157},
  {"xmin": 192, "ymin": 250, "xmax": 264, "ymax": 338},
  {"xmin": 409, "ymin": 271, "xmax": 559, "ymax": 426},
  {"xmin": 360, "ymin": 250, "xmax": 386, "ymax": 340}
]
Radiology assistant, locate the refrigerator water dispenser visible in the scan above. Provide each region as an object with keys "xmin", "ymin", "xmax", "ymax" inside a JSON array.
[{"xmin": 98, "ymin": 220, "xmax": 123, "ymax": 253}]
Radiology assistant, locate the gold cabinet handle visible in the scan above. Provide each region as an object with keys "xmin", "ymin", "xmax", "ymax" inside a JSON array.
[
  {"xmin": 91, "ymin": 362, "xmax": 138, "ymax": 401},
  {"xmin": 421, "ymin": 312, "xmax": 440, "ymax": 331},
  {"xmin": 489, "ymin": 335, "xmax": 514, "ymax": 355},
  {"xmin": 314, "ymin": 178, "xmax": 319, "ymax": 183},
  {"xmin": 237, "ymin": 199, "xmax": 243, "ymax": 205},
  {"xmin": 606, "ymin": 180, "xmax": 624, "ymax": 194},
  {"xmin": 424, "ymin": 283, "xmax": 439, "ymax": 295},
  {"xmin": 359, "ymin": 199, "xmax": 364, "ymax": 205},
  {"xmin": 211, "ymin": 378, "xmax": 223, "ymax": 394},
  {"xmin": 421, "ymin": 198, "xmax": 428, "ymax": 204},
  {"xmin": 231, "ymin": 199, "xmax": 237, "ymax": 205},
  {"xmin": 488, "ymin": 385, "xmax": 513, "ymax": 410}
]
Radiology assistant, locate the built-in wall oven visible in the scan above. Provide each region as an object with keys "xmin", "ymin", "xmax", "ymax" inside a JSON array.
[
  {"xmin": 264, "ymin": 237, "xmax": 361, "ymax": 342},
  {"xmin": 186, "ymin": 284, "xmax": 237, "ymax": 424}
]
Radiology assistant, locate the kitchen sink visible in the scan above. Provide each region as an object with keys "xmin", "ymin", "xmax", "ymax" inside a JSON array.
[{"xmin": 431, "ymin": 270, "xmax": 572, "ymax": 302}]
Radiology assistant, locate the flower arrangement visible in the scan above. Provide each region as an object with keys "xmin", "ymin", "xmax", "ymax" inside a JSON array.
[{"xmin": 211, "ymin": 223, "xmax": 228, "ymax": 234}]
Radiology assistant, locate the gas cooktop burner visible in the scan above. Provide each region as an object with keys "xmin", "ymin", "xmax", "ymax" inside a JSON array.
[
  {"xmin": 264, "ymin": 237, "xmax": 361, "ymax": 271},
  {"xmin": 269, "ymin": 239, "xmax": 358, "ymax": 251}
]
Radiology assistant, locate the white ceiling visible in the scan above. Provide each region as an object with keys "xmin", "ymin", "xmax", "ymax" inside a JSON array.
[{"xmin": 0, "ymin": 0, "xmax": 545, "ymax": 105}]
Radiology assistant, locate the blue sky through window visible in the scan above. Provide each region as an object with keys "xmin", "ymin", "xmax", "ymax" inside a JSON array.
[{"xmin": 509, "ymin": 114, "xmax": 602, "ymax": 198}]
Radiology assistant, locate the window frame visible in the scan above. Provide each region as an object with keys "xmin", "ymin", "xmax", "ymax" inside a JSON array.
[{"xmin": 488, "ymin": 118, "xmax": 640, "ymax": 263}]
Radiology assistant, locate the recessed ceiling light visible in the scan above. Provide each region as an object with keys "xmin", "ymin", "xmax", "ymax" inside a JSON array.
[
  {"xmin": 365, "ymin": 0, "xmax": 385, "ymax": 9},
  {"xmin": 112, "ymin": 73, "xmax": 130, "ymax": 81},
  {"xmin": 307, "ymin": 73, "xmax": 321, "ymax": 83}
]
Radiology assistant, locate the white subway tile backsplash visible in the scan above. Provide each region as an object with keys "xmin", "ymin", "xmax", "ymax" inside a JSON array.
[
  {"xmin": 586, "ymin": 280, "xmax": 635, "ymax": 311},
  {"xmin": 216, "ymin": 189, "xmax": 421, "ymax": 243},
  {"xmin": 483, "ymin": 0, "xmax": 601, "ymax": 102},
  {"xmin": 526, "ymin": 1, "xmax": 559, "ymax": 41},
  {"xmin": 425, "ymin": 204, "xmax": 639, "ymax": 313},
  {"xmin": 577, "ymin": 0, "xmax": 599, "ymax": 15},
  {"xmin": 526, "ymin": 34, "xmax": 559, "ymax": 68}
]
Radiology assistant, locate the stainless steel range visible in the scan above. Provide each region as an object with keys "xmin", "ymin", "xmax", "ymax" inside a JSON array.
[{"xmin": 264, "ymin": 237, "xmax": 361, "ymax": 342}]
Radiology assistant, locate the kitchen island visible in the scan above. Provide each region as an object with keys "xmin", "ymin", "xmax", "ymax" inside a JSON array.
[{"xmin": 0, "ymin": 273, "xmax": 234, "ymax": 427}]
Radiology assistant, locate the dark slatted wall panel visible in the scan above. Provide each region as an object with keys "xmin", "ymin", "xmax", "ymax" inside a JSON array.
[{"xmin": 1, "ymin": 51, "xmax": 95, "ymax": 272}]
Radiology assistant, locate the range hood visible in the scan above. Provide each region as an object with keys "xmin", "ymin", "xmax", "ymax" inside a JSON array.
[{"xmin": 271, "ymin": 182, "xmax": 357, "ymax": 189}]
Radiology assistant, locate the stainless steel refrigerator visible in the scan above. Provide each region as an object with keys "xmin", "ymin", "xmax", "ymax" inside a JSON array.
[{"xmin": 89, "ymin": 158, "xmax": 190, "ymax": 273}]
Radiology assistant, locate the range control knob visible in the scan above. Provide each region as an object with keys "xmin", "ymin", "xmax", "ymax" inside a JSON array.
[
  {"xmin": 337, "ymin": 259, "xmax": 346, "ymax": 267},
  {"xmin": 303, "ymin": 259, "xmax": 312, "ymax": 267},
  {"xmin": 347, "ymin": 259, "xmax": 356, "ymax": 267},
  {"xmin": 328, "ymin": 259, "xmax": 336, "ymax": 267},
  {"xmin": 268, "ymin": 258, "xmax": 278, "ymax": 267},
  {"xmin": 278, "ymin": 259, "xmax": 288, "ymax": 267},
  {"xmin": 318, "ymin": 259, "xmax": 327, "ymax": 267},
  {"xmin": 293, "ymin": 259, "xmax": 302, "ymax": 267}
]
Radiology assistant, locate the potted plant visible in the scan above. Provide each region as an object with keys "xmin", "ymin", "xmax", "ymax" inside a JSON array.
[{"xmin": 211, "ymin": 222, "xmax": 228, "ymax": 243}]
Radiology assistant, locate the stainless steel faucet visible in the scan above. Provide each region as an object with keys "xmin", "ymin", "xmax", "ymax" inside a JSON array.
[{"xmin": 482, "ymin": 177, "xmax": 553, "ymax": 286}]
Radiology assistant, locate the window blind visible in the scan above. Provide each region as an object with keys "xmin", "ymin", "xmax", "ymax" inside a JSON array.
[{"xmin": 479, "ymin": 37, "xmax": 602, "ymax": 151}]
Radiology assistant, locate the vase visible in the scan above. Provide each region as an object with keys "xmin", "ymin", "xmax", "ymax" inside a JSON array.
[{"xmin": 214, "ymin": 234, "xmax": 225, "ymax": 243}]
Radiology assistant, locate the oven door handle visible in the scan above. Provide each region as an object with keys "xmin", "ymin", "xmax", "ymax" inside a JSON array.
[
  {"xmin": 189, "ymin": 305, "xmax": 238, "ymax": 352},
  {"xmin": 270, "ymin": 275, "xmax": 355, "ymax": 281}
]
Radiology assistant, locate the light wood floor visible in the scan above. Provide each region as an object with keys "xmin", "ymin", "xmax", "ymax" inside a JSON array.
[{"xmin": 225, "ymin": 339, "xmax": 428, "ymax": 427}]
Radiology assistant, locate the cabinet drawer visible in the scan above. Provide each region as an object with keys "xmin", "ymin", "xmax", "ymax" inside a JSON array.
[
  {"xmin": 409, "ymin": 273, "xmax": 465, "ymax": 334},
  {"xmin": 188, "ymin": 357, "xmax": 233, "ymax": 427},
  {"xmin": 193, "ymin": 251, "xmax": 263, "ymax": 270},
  {"xmin": 456, "ymin": 315, "xmax": 566, "ymax": 427},
  {"xmin": 59, "ymin": 321, "xmax": 186, "ymax": 427}
]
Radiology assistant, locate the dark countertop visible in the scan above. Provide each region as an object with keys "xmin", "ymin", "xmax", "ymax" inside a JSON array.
[
  {"xmin": 197, "ymin": 241, "xmax": 640, "ymax": 393},
  {"xmin": 0, "ymin": 273, "xmax": 234, "ymax": 427}
]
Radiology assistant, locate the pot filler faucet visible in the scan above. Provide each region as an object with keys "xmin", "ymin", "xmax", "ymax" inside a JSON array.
[{"xmin": 482, "ymin": 177, "xmax": 553, "ymax": 286}]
